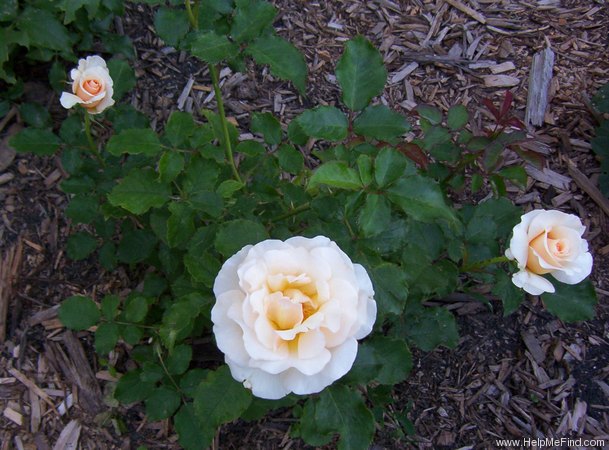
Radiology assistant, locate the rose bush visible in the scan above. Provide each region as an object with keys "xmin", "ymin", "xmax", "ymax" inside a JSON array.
[
  {"xmin": 211, "ymin": 236, "xmax": 377, "ymax": 399},
  {"xmin": 505, "ymin": 209, "xmax": 593, "ymax": 295},
  {"xmin": 59, "ymin": 55, "xmax": 115, "ymax": 114}
]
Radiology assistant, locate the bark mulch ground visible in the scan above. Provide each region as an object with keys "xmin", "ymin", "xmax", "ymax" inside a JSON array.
[{"xmin": 1, "ymin": 1, "xmax": 608, "ymax": 449}]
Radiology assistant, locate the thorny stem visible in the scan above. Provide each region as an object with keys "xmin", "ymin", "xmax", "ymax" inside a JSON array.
[
  {"xmin": 271, "ymin": 202, "xmax": 311, "ymax": 223},
  {"xmin": 84, "ymin": 112, "xmax": 105, "ymax": 167},
  {"xmin": 209, "ymin": 63, "xmax": 243, "ymax": 184},
  {"xmin": 461, "ymin": 255, "xmax": 511, "ymax": 273}
]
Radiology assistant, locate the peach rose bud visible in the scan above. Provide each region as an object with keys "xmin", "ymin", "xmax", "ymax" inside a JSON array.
[{"xmin": 60, "ymin": 55, "xmax": 115, "ymax": 114}]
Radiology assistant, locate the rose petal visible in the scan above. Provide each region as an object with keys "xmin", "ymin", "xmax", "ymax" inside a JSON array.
[
  {"xmin": 512, "ymin": 269, "xmax": 555, "ymax": 295},
  {"xmin": 214, "ymin": 245, "xmax": 253, "ymax": 296},
  {"xmin": 551, "ymin": 251, "xmax": 593, "ymax": 285}
]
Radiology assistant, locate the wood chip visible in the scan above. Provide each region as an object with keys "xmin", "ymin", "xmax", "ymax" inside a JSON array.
[
  {"xmin": 489, "ymin": 61, "xmax": 516, "ymax": 74},
  {"xmin": 525, "ymin": 47, "xmax": 555, "ymax": 126},
  {"xmin": 566, "ymin": 159, "xmax": 609, "ymax": 217},
  {"xmin": 177, "ymin": 77, "xmax": 194, "ymax": 110},
  {"xmin": 0, "ymin": 239, "xmax": 23, "ymax": 343},
  {"xmin": 482, "ymin": 75, "xmax": 520, "ymax": 87},
  {"xmin": 525, "ymin": 164, "xmax": 571, "ymax": 190},
  {"xmin": 8, "ymin": 368, "xmax": 54, "ymax": 410},
  {"xmin": 3, "ymin": 406, "xmax": 23, "ymax": 426},
  {"xmin": 52, "ymin": 419, "xmax": 81, "ymax": 450},
  {"xmin": 521, "ymin": 332, "xmax": 546, "ymax": 364},
  {"xmin": 445, "ymin": 0, "xmax": 486, "ymax": 24}
]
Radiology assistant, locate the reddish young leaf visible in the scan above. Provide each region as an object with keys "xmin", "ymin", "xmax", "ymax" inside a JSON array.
[
  {"xmin": 513, "ymin": 145, "xmax": 545, "ymax": 169},
  {"xmin": 500, "ymin": 91, "xmax": 514, "ymax": 118},
  {"xmin": 506, "ymin": 116, "xmax": 526, "ymax": 130},
  {"xmin": 397, "ymin": 143, "xmax": 429, "ymax": 169},
  {"xmin": 482, "ymin": 98, "xmax": 501, "ymax": 121}
]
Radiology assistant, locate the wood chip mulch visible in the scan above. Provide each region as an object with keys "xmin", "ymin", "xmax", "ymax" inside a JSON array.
[{"xmin": 1, "ymin": 0, "xmax": 608, "ymax": 449}]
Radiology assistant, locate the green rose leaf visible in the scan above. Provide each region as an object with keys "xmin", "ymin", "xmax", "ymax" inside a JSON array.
[
  {"xmin": 374, "ymin": 147, "xmax": 414, "ymax": 188},
  {"xmin": 251, "ymin": 111, "xmax": 282, "ymax": 145},
  {"xmin": 541, "ymin": 279, "xmax": 597, "ymax": 322},
  {"xmin": 117, "ymin": 229, "xmax": 157, "ymax": 263},
  {"xmin": 175, "ymin": 403, "xmax": 214, "ymax": 450},
  {"xmin": 230, "ymin": 0, "xmax": 276, "ymax": 43},
  {"xmin": 401, "ymin": 305, "xmax": 459, "ymax": 351},
  {"xmin": 215, "ymin": 219, "xmax": 269, "ymax": 258},
  {"xmin": 9, "ymin": 128, "xmax": 61, "ymax": 155},
  {"xmin": 308, "ymin": 161, "xmax": 363, "ymax": 191},
  {"xmin": 108, "ymin": 168, "xmax": 171, "ymax": 214},
  {"xmin": 145, "ymin": 386, "xmax": 181, "ymax": 421},
  {"xmin": 193, "ymin": 366, "xmax": 252, "ymax": 430},
  {"xmin": 295, "ymin": 106, "xmax": 348, "ymax": 142},
  {"xmin": 358, "ymin": 194, "xmax": 391, "ymax": 237},
  {"xmin": 353, "ymin": 104, "xmax": 410, "ymax": 140},
  {"xmin": 216, "ymin": 179, "xmax": 244, "ymax": 198},
  {"xmin": 492, "ymin": 271, "xmax": 525, "ymax": 316},
  {"xmin": 95, "ymin": 322, "xmax": 120, "ymax": 354},
  {"xmin": 388, "ymin": 175, "xmax": 458, "ymax": 225},
  {"xmin": 447, "ymin": 104, "xmax": 469, "ymax": 130},
  {"xmin": 158, "ymin": 151, "xmax": 185, "ymax": 183},
  {"xmin": 167, "ymin": 203, "xmax": 195, "ymax": 248},
  {"xmin": 66, "ymin": 232, "xmax": 97, "ymax": 260},
  {"xmin": 123, "ymin": 295, "xmax": 149, "ymax": 323},
  {"xmin": 276, "ymin": 144, "xmax": 304, "ymax": 174},
  {"xmin": 114, "ymin": 370, "xmax": 155, "ymax": 403},
  {"xmin": 304, "ymin": 385, "xmax": 375, "ymax": 450},
  {"xmin": 166, "ymin": 344, "xmax": 192, "ymax": 375},
  {"xmin": 18, "ymin": 8, "xmax": 73, "ymax": 55},
  {"xmin": 59, "ymin": 296, "xmax": 100, "ymax": 330},
  {"xmin": 107, "ymin": 129, "xmax": 162, "ymax": 156},
  {"xmin": 190, "ymin": 31, "xmax": 239, "ymax": 64},
  {"xmin": 349, "ymin": 336, "xmax": 413, "ymax": 385},
  {"xmin": 65, "ymin": 196, "xmax": 99, "ymax": 224},
  {"xmin": 154, "ymin": 7, "xmax": 190, "ymax": 47},
  {"xmin": 287, "ymin": 119, "xmax": 308, "ymax": 146},
  {"xmin": 164, "ymin": 111, "xmax": 196, "ymax": 148},
  {"xmin": 101, "ymin": 295, "xmax": 121, "ymax": 320},
  {"xmin": 416, "ymin": 104, "xmax": 442, "ymax": 125},
  {"xmin": 246, "ymin": 34, "xmax": 307, "ymax": 94},
  {"xmin": 107, "ymin": 58, "xmax": 136, "ymax": 100},
  {"xmin": 370, "ymin": 263, "xmax": 408, "ymax": 317},
  {"xmin": 336, "ymin": 36, "xmax": 386, "ymax": 111}
]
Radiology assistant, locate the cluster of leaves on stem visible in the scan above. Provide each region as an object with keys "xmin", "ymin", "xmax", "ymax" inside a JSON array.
[{"xmin": 5, "ymin": 1, "xmax": 599, "ymax": 449}]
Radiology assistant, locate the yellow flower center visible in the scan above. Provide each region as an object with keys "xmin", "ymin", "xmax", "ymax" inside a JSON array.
[{"xmin": 265, "ymin": 274, "xmax": 319, "ymax": 331}]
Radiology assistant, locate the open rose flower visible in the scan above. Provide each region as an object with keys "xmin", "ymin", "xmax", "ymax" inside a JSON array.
[
  {"xmin": 211, "ymin": 236, "xmax": 376, "ymax": 399},
  {"xmin": 60, "ymin": 55, "xmax": 115, "ymax": 114},
  {"xmin": 505, "ymin": 209, "xmax": 593, "ymax": 295}
]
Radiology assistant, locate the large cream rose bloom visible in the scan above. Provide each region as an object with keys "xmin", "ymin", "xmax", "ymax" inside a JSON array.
[
  {"xmin": 60, "ymin": 55, "xmax": 115, "ymax": 114},
  {"xmin": 211, "ymin": 236, "xmax": 377, "ymax": 399},
  {"xmin": 505, "ymin": 209, "xmax": 593, "ymax": 295}
]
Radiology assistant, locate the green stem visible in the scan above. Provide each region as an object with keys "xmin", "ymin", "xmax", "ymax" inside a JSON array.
[
  {"xmin": 155, "ymin": 346, "xmax": 184, "ymax": 396},
  {"xmin": 184, "ymin": 0, "xmax": 198, "ymax": 29},
  {"xmin": 84, "ymin": 112, "xmax": 105, "ymax": 167},
  {"xmin": 209, "ymin": 64, "xmax": 243, "ymax": 184},
  {"xmin": 461, "ymin": 255, "xmax": 511, "ymax": 273},
  {"xmin": 271, "ymin": 202, "xmax": 311, "ymax": 223},
  {"xmin": 114, "ymin": 320, "xmax": 158, "ymax": 330}
]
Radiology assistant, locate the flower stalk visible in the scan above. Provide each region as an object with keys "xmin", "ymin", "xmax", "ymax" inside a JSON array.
[
  {"xmin": 84, "ymin": 112, "xmax": 105, "ymax": 166},
  {"xmin": 209, "ymin": 64, "xmax": 243, "ymax": 184},
  {"xmin": 461, "ymin": 255, "xmax": 510, "ymax": 272}
]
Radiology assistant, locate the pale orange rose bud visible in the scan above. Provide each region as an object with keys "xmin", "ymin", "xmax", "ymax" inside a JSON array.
[{"xmin": 60, "ymin": 56, "xmax": 115, "ymax": 114}]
